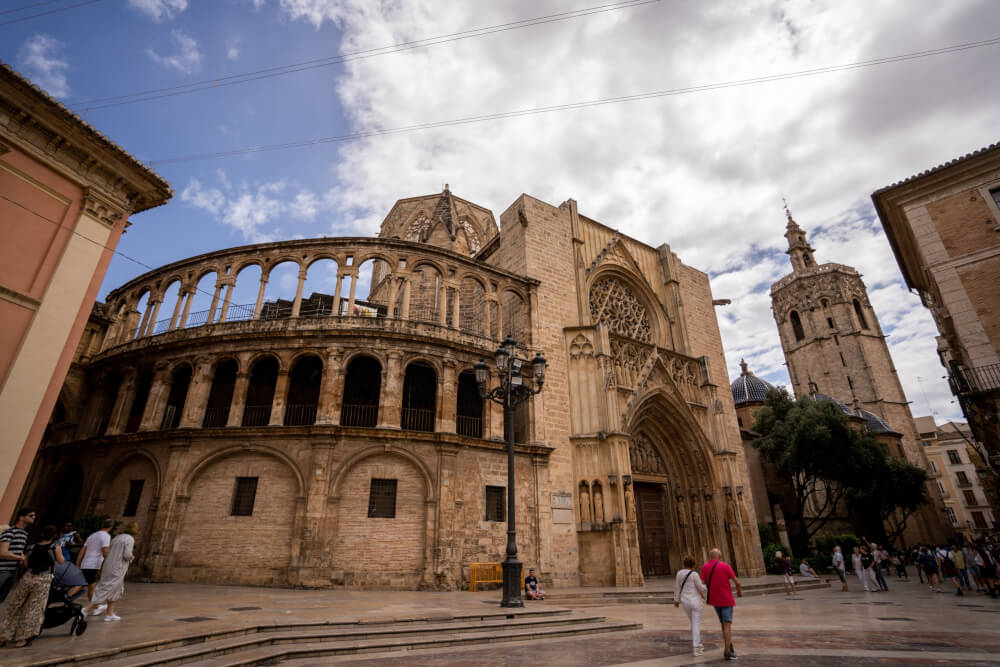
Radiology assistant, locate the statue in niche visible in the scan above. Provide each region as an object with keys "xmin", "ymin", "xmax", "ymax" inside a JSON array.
[
  {"xmin": 578, "ymin": 482, "xmax": 592, "ymax": 524},
  {"xmin": 675, "ymin": 491, "xmax": 687, "ymax": 526},
  {"xmin": 624, "ymin": 483, "xmax": 636, "ymax": 522},
  {"xmin": 592, "ymin": 482, "xmax": 605, "ymax": 523},
  {"xmin": 629, "ymin": 434, "xmax": 666, "ymax": 475},
  {"xmin": 704, "ymin": 494, "xmax": 717, "ymax": 527},
  {"xmin": 691, "ymin": 491, "xmax": 702, "ymax": 526},
  {"xmin": 725, "ymin": 496, "xmax": 738, "ymax": 529}
]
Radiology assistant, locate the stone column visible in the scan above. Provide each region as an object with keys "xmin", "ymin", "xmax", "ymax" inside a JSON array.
[
  {"xmin": 333, "ymin": 274, "xmax": 344, "ymax": 316},
  {"xmin": 138, "ymin": 362, "xmax": 171, "ymax": 431},
  {"xmin": 437, "ymin": 282, "xmax": 447, "ymax": 326},
  {"xmin": 450, "ymin": 283, "xmax": 460, "ymax": 328},
  {"xmin": 218, "ymin": 282, "xmax": 235, "ymax": 322},
  {"xmin": 226, "ymin": 371, "xmax": 251, "ymax": 427},
  {"xmin": 347, "ymin": 271, "xmax": 359, "ymax": 315},
  {"xmin": 291, "ymin": 266, "xmax": 307, "ymax": 318},
  {"xmin": 137, "ymin": 301, "xmax": 153, "ymax": 340},
  {"xmin": 299, "ymin": 442, "xmax": 334, "ymax": 585},
  {"xmin": 105, "ymin": 370, "xmax": 138, "ymax": 435},
  {"xmin": 315, "ymin": 348, "xmax": 343, "ymax": 425},
  {"xmin": 386, "ymin": 277, "xmax": 400, "ymax": 319},
  {"xmin": 378, "ymin": 352, "xmax": 402, "ymax": 428},
  {"xmin": 178, "ymin": 358, "xmax": 213, "ymax": 428},
  {"xmin": 178, "ymin": 289, "xmax": 195, "ymax": 328},
  {"xmin": 483, "ymin": 293, "xmax": 491, "ymax": 337},
  {"xmin": 148, "ymin": 442, "xmax": 191, "ymax": 581},
  {"xmin": 269, "ymin": 370, "xmax": 291, "ymax": 426},
  {"xmin": 400, "ymin": 279, "xmax": 411, "ymax": 319},
  {"xmin": 168, "ymin": 285, "xmax": 185, "ymax": 331},
  {"xmin": 494, "ymin": 299, "xmax": 503, "ymax": 339},
  {"xmin": 440, "ymin": 359, "xmax": 457, "ymax": 433},
  {"xmin": 206, "ymin": 282, "xmax": 223, "ymax": 324},
  {"xmin": 144, "ymin": 297, "xmax": 163, "ymax": 336},
  {"xmin": 253, "ymin": 275, "xmax": 268, "ymax": 319},
  {"xmin": 434, "ymin": 445, "xmax": 461, "ymax": 587}
]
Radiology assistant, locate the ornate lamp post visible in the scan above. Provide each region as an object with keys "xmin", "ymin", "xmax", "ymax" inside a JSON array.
[{"xmin": 475, "ymin": 336, "xmax": 547, "ymax": 607}]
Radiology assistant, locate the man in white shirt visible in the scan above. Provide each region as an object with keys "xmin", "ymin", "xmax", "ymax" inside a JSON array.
[
  {"xmin": 832, "ymin": 546, "xmax": 848, "ymax": 592},
  {"xmin": 77, "ymin": 518, "xmax": 113, "ymax": 601}
]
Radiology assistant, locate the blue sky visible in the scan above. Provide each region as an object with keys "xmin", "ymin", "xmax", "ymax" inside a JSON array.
[{"xmin": 4, "ymin": 0, "xmax": 999, "ymax": 424}]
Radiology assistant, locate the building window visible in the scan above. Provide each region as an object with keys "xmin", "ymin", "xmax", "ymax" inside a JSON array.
[
  {"xmin": 922, "ymin": 440, "xmax": 932, "ymax": 447},
  {"xmin": 790, "ymin": 310, "xmax": 805, "ymax": 342},
  {"xmin": 485, "ymin": 485, "xmax": 506, "ymax": 522},
  {"xmin": 930, "ymin": 460, "xmax": 938, "ymax": 473},
  {"xmin": 827, "ymin": 317, "xmax": 835, "ymax": 329},
  {"xmin": 937, "ymin": 481, "xmax": 946, "ymax": 496},
  {"xmin": 991, "ymin": 187, "xmax": 1000, "ymax": 211},
  {"xmin": 947, "ymin": 450, "xmax": 961, "ymax": 464},
  {"xmin": 972, "ymin": 511, "xmax": 987, "ymax": 529},
  {"xmin": 122, "ymin": 479, "xmax": 144, "ymax": 517},
  {"xmin": 231, "ymin": 477, "xmax": 259, "ymax": 516},
  {"xmin": 964, "ymin": 490, "xmax": 977, "ymax": 505},
  {"xmin": 956, "ymin": 470, "xmax": 970, "ymax": 485},
  {"xmin": 946, "ymin": 507, "xmax": 959, "ymax": 526},
  {"xmin": 367, "ymin": 478, "xmax": 397, "ymax": 518},
  {"xmin": 853, "ymin": 299, "xmax": 869, "ymax": 330}
]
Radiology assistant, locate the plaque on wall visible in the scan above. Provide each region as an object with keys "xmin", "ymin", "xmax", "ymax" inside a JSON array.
[
  {"xmin": 551, "ymin": 492, "xmax": 573, "ymax": 509},
  {"xmin": 552, "ymin": 508, "xmax": 574, "ymax": 524}
]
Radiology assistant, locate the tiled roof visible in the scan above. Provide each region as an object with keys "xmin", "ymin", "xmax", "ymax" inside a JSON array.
[
  {"xmin": 730, "ymin": 360, "xmax": 773, "ymax": 405},
  {"xmin": 1, "ymin": 62, "xmax": 171, "ymax": 195},
  {"xmin": 873, "ymin": 141, "xmax": 1000, "ymax": 195}
]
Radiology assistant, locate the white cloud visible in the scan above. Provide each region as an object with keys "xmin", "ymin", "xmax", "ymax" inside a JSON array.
[
  {"xmin": 16, "ymin": 34, "xmax": 70, "ymax": 98},
  {"xmin": 127, "ymin": 0, "xmax": 188, "ymax": 22},
  {"xmin": 148, "ymin": 30, "xmax": 202, "ymax": 74},
  {"xmin": 226, "ymin": 36, "xmax": 241, "ymax": 61},
  {"xmin": 278, "ymin": 0, "xmax": 999, "ymax": 424},
  {"xmin": 181, "ymin": 172, "xmax": 323, "ymax": 242}
]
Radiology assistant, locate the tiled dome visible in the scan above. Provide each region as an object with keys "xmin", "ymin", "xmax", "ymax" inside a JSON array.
[
  {"xmin": 731, "ymin": 359, "xmax": 774, "ymax": 405},
  {"xmin": 856, "ymin": 408, "xmax": 894, "ymax": 434},
  {"xmin": 807, "ymin": 392, "xmax": 853, "ymax": 414}
]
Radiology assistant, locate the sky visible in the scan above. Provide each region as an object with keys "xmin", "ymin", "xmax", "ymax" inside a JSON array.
[{"xmin": 3, "ymin": 0, "xmax": 998, "ymax": 425}]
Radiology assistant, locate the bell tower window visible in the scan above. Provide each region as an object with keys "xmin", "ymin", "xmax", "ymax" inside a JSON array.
[
  {"xmin": 790, "ymin": 310, "xmax": 805, "ymax": 342},
  {"xmin": 853, "ymin": 299, "xmax": 869, "ymax": 330}
]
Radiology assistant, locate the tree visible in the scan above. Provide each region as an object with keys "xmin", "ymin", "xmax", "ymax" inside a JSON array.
[
  {"xmin": 850, "ymin": 453, "xmax": 929, "ymax": 547},
  {"xmin": 752, "ymin": 388, "xmax": 881, "ymax": 546}
]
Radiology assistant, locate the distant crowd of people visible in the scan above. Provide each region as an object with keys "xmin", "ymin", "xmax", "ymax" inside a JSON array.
[{"xmin": 0, "ymin": 508, "xmax": 137, "ymax": 650}]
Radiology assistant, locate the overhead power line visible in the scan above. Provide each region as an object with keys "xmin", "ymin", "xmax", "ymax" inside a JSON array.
[
  {"xmin": 150, "ymin": 34, "xmax": 1000, "ymax": 166},
  {"xmin": 70, "ymin": 0, "xmax": 660, "ymax": 112},
  {"xmin": 0, "ymin": 0, "xmax": 105, "ymax": 26},
  {"xmin": 1, "ymin": 0, "xmax": 71, "ymax": 17}
]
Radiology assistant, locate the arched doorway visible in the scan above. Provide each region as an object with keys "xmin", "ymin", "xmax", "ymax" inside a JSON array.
[{"xmin": 628, "ymin": 433, "xmax": 672, "ymax": 577}]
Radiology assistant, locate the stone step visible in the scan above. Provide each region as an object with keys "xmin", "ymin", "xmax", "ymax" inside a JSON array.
[
  {"xmin": 192, "ymin": 619, "xmax": 642, "ymax": 667},
  {"xmin": 89, "ymin": 612, "xmax": 629, "ymax": 667},
  {"xmin": 548, "ymin": 579, "xmax": 830, "ymax": 604},
  {"xmin": 27, "ymin": 608, "xmax": 574, "ymax": 667}
]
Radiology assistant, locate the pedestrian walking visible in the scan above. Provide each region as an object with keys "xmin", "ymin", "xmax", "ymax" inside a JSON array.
[
  {"xmin": 0, "ymin": 524, "xmax": 63, "ymax": 648},
  {"xmin": 82, "ymin": 522, "xmax": 137, "ymax": 622},
  {"xmin": 0, "ymin": 507, "xmax": 35, "ymax": 603},
  {"xmin": 912, "ymin": 547, "xmax": 925, "ymax": 584},
  {"xmin": 852, "ymin": 547, "xmax": 869, "ymax": 591},
  {"xmin": 917, "ymin": 546, "xmax": 941, "ymax": 592},
  {"xmin": 971, "ymin": 549, "xmax": 986, "ymax": 592},
  {"xmin": 860, "ymin": 546, "xmax": 880, "ymax": 592},
  {"xmin": 77, "ymin": 518, "xmax": 113, "ymax": 601},
  {"xmin": 56, "ymin": 522, "xmax": 83, "ymax": 564},
  {"xmin": 863, "ymin": 538, "xmax": 889, "ymax": 591},
  {"xmin": 951, "ymin": 544, "xmax": 971, "ymax": 591},
  {"xmin": 700, "ymin": 548, "xmax": 743, "ymax": 661},
  {"xmin": 673, "ymin": 556, "xmax": 707, "ymax": 657},
  {"xmin": 890, "ymin": 552, "xmax": 907, "ymax": 580},
  {"xmin": 775, "ymin": 550, "xmax": 797, "ymax": 596},
  {"xmin": 832, "ymin": 546, "xmax": 849, "ymax": 592}
]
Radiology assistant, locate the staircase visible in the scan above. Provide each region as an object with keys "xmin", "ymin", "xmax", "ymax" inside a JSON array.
[{"xmin": 33, "ymin": 608, "xmax": 640, "ymax": 667}]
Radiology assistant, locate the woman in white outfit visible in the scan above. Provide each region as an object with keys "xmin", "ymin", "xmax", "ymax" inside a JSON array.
[
  {"xmin": 852, "ymin": 546, "xmax": 868, "ymax": 591},
  {"xmin": 81, "ymin": 522, "xmax": 137, "ymax": 622},
  {"xmin": 673, "ymin": 556, "xmax": 707, "ymax": 657}
]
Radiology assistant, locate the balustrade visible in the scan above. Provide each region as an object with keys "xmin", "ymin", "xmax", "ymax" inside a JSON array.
[
  {"xmin": 402, "ymin": 407, "xmax": 435, "ymax": 432},
  {"xmin": 284, "ymin": 404, "xmax": 317, "ymax": 426},
  {"xmin": 457, "ymin": 414, "xmax": 483, "ymax": 438},
  {"xmin": 341, "ymin": 403, "xmax": 378, "ymax": 428},
  {"xmin": 202, "ymin": 407, "xmax": 230, "ymax": 428},
  {"xmin": 241, "ymin": 405, "xmax": 271, "ymax": 427}
]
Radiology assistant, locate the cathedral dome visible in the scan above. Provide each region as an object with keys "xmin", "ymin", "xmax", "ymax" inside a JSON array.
[
  {"xmin": 808, "ymin": 392, "xmax": 852, "ymax": 414},
  {"xmin": 855, "ymin": 408, "xmax": 894, "ymax": 434},
  {"xmin": 731, "ymin": 359, "xmax": 773, "ymax": 405}
]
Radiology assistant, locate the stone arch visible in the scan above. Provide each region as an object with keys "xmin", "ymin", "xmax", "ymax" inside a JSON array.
[
  {"xmin": 329, "ymin": 445, "xmax": 435, "ymax": 501},
  {"xmin": 341, "ymin": 348, "xmax": 387, "ymax": 370},
  {"xmin": 500, "ymin": 288, "xmax": 529, "ymax": 344},
  {"xmin": 172, "ymin": 446, "xmax": 304, "ymax": 585},
  {"xmin": 587, "ymin": 268, "xmax": 661, "ymax": 346},
  {"xmin": 98, "ymin": 449, "xmax": 162, "ymax": 513}
]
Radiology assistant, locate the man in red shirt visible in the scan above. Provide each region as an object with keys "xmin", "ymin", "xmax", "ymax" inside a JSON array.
[{"xmin": 700, "ymin": 548, "xmax": 743, "ymax": 660}]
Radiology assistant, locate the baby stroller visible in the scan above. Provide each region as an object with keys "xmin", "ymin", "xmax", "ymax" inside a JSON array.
[{"xmin": 41, "ymin": 561, "xmax": 88, "ymax": 637}]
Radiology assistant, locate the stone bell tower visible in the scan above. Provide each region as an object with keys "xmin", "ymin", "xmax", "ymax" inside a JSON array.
[{"xmin": 769, "ymin": 203, "xmax": 948, "ymax": 543}]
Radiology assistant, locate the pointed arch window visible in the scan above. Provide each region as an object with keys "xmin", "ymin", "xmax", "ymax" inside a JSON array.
[
  {"xmin": 853, "ymin": 299, "xmax": 869, "ymax": 330},
  {"xmin": 790, "ymin": 310, "xmax": 805, "ymax": 342}
]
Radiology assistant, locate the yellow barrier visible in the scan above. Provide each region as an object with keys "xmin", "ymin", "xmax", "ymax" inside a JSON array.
[{"xmin": 469, "ymin": 562, "xmax": 502, "ymax": 592}]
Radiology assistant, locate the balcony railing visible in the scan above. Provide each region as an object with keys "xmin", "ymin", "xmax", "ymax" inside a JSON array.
[
  {"xmin": 341, "ymin": 403, "xmax": 378, "ymax": 428},
  {"xmin": 284, "ymin": 404, "xmax": 317, "ymax": 426},
  {"xmin": 241, "ymin": 405, "xmax": 271, "ymax": 427},
  {"xmin": 202, "ymin": 407, "xmax": 230, "ymax": 428},
  {"xmin": 456, "ymin": 414, "xmax": 483, "ymax": 438},
  {"xmin": 954, "ymin": 363, "xmax": 1000, "ymax": 395},
  {"xmin": 402, "ymin": 407, "xmax": 435, "ymax": 432}
]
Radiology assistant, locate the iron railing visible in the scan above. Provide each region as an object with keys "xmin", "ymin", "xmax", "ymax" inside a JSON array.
[
  {"xmin": 160, "ymin": 405, "xmax": 181, "ymax": 429},
  {"xmin": 955, "ymin": 363, "xmax": 1000, "ymax": 395},
  {"xmin": 341, "ymin": 403, "xmax": 378, "ymax": 428},
  {"xmin": 202, "ymin": 407, "xmax": 230, "ymax": 428},
  {"xmin": 284, "ymin": 404, "xmax": 317, "ymax": 426},
  {"xmin": 402, "ymin": 407, "xmax": 435, "ymax": 432},
  {"xmin": 456, "ymin": 414, "xmax": 483, "ymax": 438},
  {"xmin": 241, "ymin": 405, "xmax": 271, "ymax": 427}
]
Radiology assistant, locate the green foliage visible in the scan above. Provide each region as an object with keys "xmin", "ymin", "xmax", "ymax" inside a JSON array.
[
  {"xmin": 762, "ymin": 543, "xmax": 791, "ymax": 574},
  {"xmin": 813, "ymin": 534, "xmax": 861, "ymax": 556},
  {"xmin": 808, "ymin": 552, "xmax": 833, "ymax": 572},
  {"xmin": 758, "ymin": 522, "xmax": 777, "ymax": 547},
  {"xmin": 848, "ymin": 455, "xmax": 929, "ymax": 547}
]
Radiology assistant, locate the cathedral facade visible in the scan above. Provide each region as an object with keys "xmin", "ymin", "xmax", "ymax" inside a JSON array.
[{"xmin": 22, "ymin": 189, "xmax": 764, "ymax": 589}]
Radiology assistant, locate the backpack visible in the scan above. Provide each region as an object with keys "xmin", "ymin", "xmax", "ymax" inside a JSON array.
[
  {"xmin": 26, "ymin": 542, "xmax": 55, "ymax": 574},
  {"xmin": 941, "ymin": 554, "xmax": 955, "ymax": 570}
]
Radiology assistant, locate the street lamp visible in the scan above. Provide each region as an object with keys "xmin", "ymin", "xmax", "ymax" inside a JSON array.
[{"xmin": 475, "ymin": 336, "xmax": 547, "ymax": 607}]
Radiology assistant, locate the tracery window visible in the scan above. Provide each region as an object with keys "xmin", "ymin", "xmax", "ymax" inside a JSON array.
[
  {"xmin": 405, "ymin": 215, "xmax": 432, "ymax": 242},
  {"xmin": 589, "ymin": 277, "xmax": 652, "ymax": 343}
]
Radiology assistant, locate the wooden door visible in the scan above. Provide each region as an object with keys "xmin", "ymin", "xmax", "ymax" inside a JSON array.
[{"xmin": 635, "ymin": 482, "xmax": 670, "ymax": 577}]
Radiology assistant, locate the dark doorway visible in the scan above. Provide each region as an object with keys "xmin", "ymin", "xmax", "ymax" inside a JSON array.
[
  {"xmin": 49, "ymin": 462, "xmax": 84, "ymax": 524},
  {"xmin": 456, "ymin": 370, "xmax": 483, "ymax": 438},
  {"xmin": 635, "ymin": 482, "xmax": 670, "ymax": 577},
  {"xmin": 401, "ymin": 361, "xmax": 436, "ymax": 431},
  {"xmin": 204, "ymin": 359, "xmax": 238, "ymax": 427},
  {"xmin": 285, "ymin": 356, "xmax": 322, "ymax": 425},
  {"xmin": 243, "ymin": 357, "xmax": 278, "ymax": 427},
  {"xmin": 163, "ymin": 364, "xmax": 192, "ymax": 429},
  {"xmin": 341, "ymin": 356, "xmax": 381, "ymax": 427}
]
